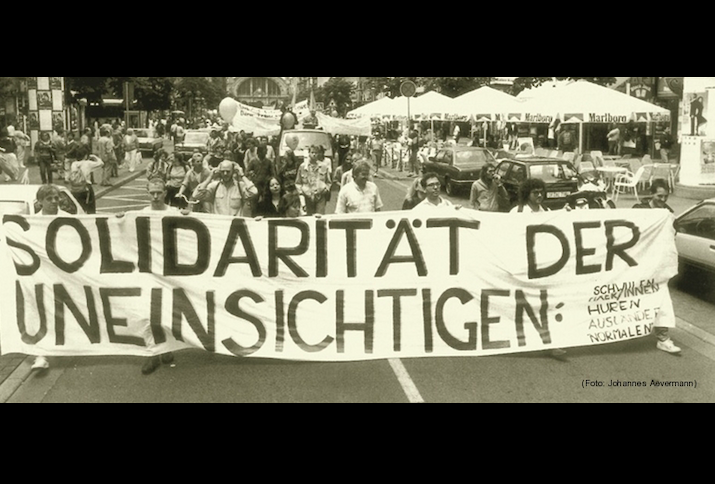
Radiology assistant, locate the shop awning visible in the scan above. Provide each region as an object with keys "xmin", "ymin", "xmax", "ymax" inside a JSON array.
[
  {"xmin": 453, "ymin": 86, "xmax": 522, "ymax": 121},
  {"xmin": 409, "ymin": 91, "xmax": 465, "ymax": 120},
  {"xmin": 347, "ymin": 96, "xmax": 396, "ymax": 119},
  {"xmin": 517, "ymin": 80, "xmax": 671, "ymax": 124}
]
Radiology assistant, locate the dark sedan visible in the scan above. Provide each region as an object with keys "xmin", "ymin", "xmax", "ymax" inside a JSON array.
[
  {"xmin": 424, "ymin": 147, "xmax": 497, "ymax": 196},
  {"xmin": 495, "ymin": 157, "xmax": 580, "ymax": 210}
]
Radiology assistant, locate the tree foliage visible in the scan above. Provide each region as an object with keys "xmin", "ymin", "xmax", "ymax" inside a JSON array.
[
  {"xmin": 363, "ymin": 76, "xmax": 618, "ymax": 98},
  {"xmin": 315, "ymin": 77, "xmax": 355, "ymax": 116}
]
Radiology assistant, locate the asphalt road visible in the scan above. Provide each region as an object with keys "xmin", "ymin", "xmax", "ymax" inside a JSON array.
[{"xmin": 4, "ymin": 169, "xmax": 715, "ymax": 403}]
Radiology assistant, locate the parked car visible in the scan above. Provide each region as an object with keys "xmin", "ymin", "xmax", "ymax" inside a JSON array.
[
  {"xmin": 175, "ymin": 129, "xmax": 210, "ymax": 159},
  {"xmin": 278, "ymin": 129, "xmax": 335, "ymax": 169},
  {"xmin": 674, "ymin": 198, "xmax": 715, "ymax": 274},
  {"xmin": 133, "ymin": 128, "xmax": 164, "ymax": 154},
  {"xmin": 0, "ymin": 185, "xmax": 86, "ymax": 216},
  {"xmin": 423, "ymin": 146, "xmax": 497, "ymax": 196},
  {"xmin": 495, "ymin": 157, "xmax": 580, "ymax": 210}
]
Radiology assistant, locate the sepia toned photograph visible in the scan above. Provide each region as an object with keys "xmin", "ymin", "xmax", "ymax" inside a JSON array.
[{"xmin": 0, "ymin": 77, "xmax": 713, "ymax": 403}]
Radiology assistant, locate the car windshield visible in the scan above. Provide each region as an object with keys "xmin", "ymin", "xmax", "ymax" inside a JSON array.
[
  {"xmin": 134, "ymin": 129, "xmax": 151, "ymax": 138},
  {"xmin": 0, "ymin": 201, "xmax": 29, "ymax": 215},
  {"xmin": 280, "ymin": 132, "xmax": 334, "ymax": 157},
  {"xmin": 184, "ymin": 132, "xmax": 210, "ymax": 145},
  {"xmin": 529, "ymin": 163, "xmax": 577, "ymax": 182},
  {"xmin": 454, "ymin": 150, "xmax": 495, "ymax": 166}
]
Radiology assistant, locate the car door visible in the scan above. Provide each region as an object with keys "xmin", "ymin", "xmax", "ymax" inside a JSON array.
[
  {"xmin": 441, "ymin": 149, "xmax": 456, "ymax": 182},
  {"xmin": 675, "ymin": 203, "xmax": 715, "ymax": 271},
  {"xmin": 499, "ymin": 161, "xmax": 523, "ymax": 205},
  {"xmin": 425, "ymin": 150, "xmax": 447, "ymax": 180}
]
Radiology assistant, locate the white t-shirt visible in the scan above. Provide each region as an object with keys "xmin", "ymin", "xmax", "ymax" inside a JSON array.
[
  {"xmin": 510, "ymin": 204, "xmax": 549, "ymax": 214},
  {"xmin": 412, "ymin": 197, "xmax": 456, "ymax": 213},
  {"xmin": 141, "ymin": 205, "xmax": 180, "ymax": 213}
]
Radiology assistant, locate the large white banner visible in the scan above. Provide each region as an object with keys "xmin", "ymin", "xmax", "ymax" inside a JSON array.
[{"xmin": 0, "ymin": 209, "xmax": 678, "ymax": 362}]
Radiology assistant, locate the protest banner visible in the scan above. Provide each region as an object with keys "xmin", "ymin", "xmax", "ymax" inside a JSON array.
[{"xmin": 0, "ymin": 209, "xmax": 678, "ymax": 362}]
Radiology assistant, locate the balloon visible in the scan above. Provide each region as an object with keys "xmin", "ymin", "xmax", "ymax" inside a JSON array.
[
  {"xmin": 281, "ymin": 112, "xmax": 297, "ymax": 130},
  {"xmin": 285, "ymin": 134, "xmax": 300, "ymax": 151},
  {"xmin": 219, "ymin": 98, "xmax": 239, "ymax": 123}
]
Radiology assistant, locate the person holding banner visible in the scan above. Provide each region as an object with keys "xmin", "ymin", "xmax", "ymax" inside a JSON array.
[
  {"xmin": 192, "ymin": 160, "xmax": 258, "ymax": 217},
  {"xmin": 412, "ymin": 173, "xmax": 461, "ymax": 212},
  {"xmin": 510, "ymin": 179, "xmax": 549, "ymax": 213},
  {"xmin": 115, "ymin": 179, "xmax": 187, "ymax": 374},
  {"xmin": 632, "ymin": 180, "xmax": 681, "ymax": 355},
  {"xmin": 30, "ymin": 185, "xmax": 75, "ymax": 371}
]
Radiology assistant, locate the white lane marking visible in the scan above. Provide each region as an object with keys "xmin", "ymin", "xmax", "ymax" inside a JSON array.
[{"xmin": 388, "ymin": 358, "xmax": 425, "ymax": 404}]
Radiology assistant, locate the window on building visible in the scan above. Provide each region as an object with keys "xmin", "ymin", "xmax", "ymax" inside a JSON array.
[{"xmin": 237, "ymin": 78, "xmax": 282, "ymax": 97}]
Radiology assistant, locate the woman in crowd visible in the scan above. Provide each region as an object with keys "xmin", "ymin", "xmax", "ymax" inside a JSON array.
[
  {"xmin": 165, "ymin": 152, "xmax": 189, "ymax": 208},
  {"xmin": 510, "ymin": 178, "xmax": 549, "ymax": 213},
  {"xmin": 255, "ymin": 177, "xmax": 286, "ymax": 218},
  {"xmin": 242, "ymin": 137, "xmax": 258, "ymax": 171},
  {"xmin": 147, "ymin": 148, "xmax": 170, "ymax": 182}
]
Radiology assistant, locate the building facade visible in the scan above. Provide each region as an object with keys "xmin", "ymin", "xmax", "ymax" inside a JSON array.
[{"xmin": 226, "ymin": 77, "xmax": 291, "ymax": 108}]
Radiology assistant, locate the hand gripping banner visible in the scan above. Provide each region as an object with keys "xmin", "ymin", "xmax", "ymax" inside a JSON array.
[{"xmin": 0, "ymin": 209, "xmax": 679, "ymax": 362}]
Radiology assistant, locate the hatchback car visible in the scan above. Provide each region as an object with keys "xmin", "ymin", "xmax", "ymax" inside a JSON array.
[
  {"xmin": 423, "ymin": 147, "xmax": 497, "ymax": 196},
  {"xmin": 133, "ymin": 128, "xmax": 164, "ymax": 154},
  {"xmin": 495, "ymin": 157, "xmax": 580, "ymax": 210},
  {"xmin": 0, "ymin": 185, "xmax": 86, "ymax": 216},
  {"xmin": 674, "ymin": 198, "xmax": 715, "ymax": 274}
]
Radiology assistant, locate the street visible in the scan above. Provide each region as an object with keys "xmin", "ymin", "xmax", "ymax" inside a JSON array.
[{"xmin": 1, "ymin": 161, "xmax": 714, "ymax": 403}]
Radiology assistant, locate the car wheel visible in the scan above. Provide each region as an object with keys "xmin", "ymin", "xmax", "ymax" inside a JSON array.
[{"xmin": 445, "ymin": 178, "xmax": 456, "ymax": 196}]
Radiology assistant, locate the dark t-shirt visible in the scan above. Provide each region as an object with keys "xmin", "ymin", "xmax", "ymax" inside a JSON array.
[
  {"xmin": 278, "ymin": 152, "xmax": 301, "ymax": 192},
  {"xmin": 0, "ymin": 137, "xmax": 17, "ymax": 153}
]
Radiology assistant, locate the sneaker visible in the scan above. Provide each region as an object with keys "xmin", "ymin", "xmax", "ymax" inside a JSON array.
[
  {"xmin": 160, "ymin": 352, "xmax": 175, "ymax": 365},
  {"xmin": 141, "ymin": 356, "xmax": 161, "ymax": 375},
  {"xmin": 31, "ymin": 356, "xmax": 50, "ymax": 371},
  {"xmin": 657, "ymin": 339, "xmax": 682, "ymax": 355},
  {"xmin": 550, "ymin": 349, "xmax": 568, "ymax": 361}
]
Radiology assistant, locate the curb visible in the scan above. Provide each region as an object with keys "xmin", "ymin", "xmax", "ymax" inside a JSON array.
[{"xmin": 94, "ymin": 168, "xmax": 147, "ymax": 199}]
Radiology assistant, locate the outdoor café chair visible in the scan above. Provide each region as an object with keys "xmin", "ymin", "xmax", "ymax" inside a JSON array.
[
  {"xmin": 614, "ymin": 166, "xmax": 649, "ymax": 203},
  {"xmin": 651, "ymin": 164, "xmax": 674, "ymax": 192}
]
